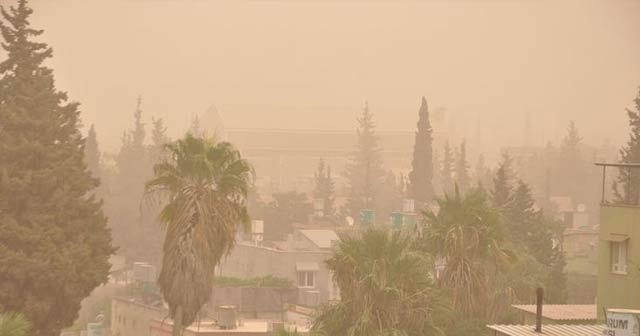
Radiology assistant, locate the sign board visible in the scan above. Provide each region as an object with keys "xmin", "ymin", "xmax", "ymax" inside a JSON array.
[
  {"xmin": 605, "ymin": 310, "xmax": 640, "ymax": 336},
  {"xmin": 390, "ymin": 212, "xmax": 403, "ymax": 230},
  {"xmin": 87, "ymin": 322, "xmax": 103, "ymax": 336},
  {"xmin": 360, "ymin": 209, "xmax": 374, "ymax": 227}
]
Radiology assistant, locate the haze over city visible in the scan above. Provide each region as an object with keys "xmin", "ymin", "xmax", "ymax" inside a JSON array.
[
  {"xmin": 27, "ymin": 0, "xmax": 640, "ymax": 153},
  {"xmin": 1, "ymin": 1, "xmax": 640, "ymax": 336}
]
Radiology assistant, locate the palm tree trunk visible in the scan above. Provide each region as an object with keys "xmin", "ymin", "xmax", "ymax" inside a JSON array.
[{"xmin": 172, "ymin": 306, "xmax": 183, "ymax": 336}]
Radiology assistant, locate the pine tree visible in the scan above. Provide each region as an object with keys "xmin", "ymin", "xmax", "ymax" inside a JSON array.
[
  {"xmin": 313, "ymin": 159, "xmax": 336, "ymax": 218},
  {"xmin": 615, "ymin": 89, "xmax": 640, "ymax": 204},
  {"xmin": 150, "ymin": 116, "xmax": 170, "ymax": 163},
  {"xmin": 475, "ymin": 153, "xmax": 492, "ymax": 188},
  {"xmin": 107, "ymin": 98, "xmax": 153, "ymax": 262},
  {"xmin": 408, "ymin": 97, "xmax": 434, "ymax": 205},
  {"xmin": 492, "ymin": 152, "xmax": 514, "ymax": 208},
  {"xmin": 508, "ymin": 180, "xmax": 553, "ymax": 265},
  {"xmin": 0, "ymin": 2, "xmax": 113, "ymax": 335},
  {"xmin": 343, "ymin": 101, "xmax": 385, "ymax": 219},
  {"xmin": 545, "ymin": 248, "xmax": 568, "ymax": 304},
  {"xmin": 84, "ymin": 124, "xmax": 101, "ymax": 179},
  {"xmin": 190, "ymin": 113, "xmax": 202, "ymax": 137},
  {"xmin": 455, "ymin": 140, "xmax": 470, "ymax": 191},
  {"xmin": 440, "ymin": 141, "xmax": 454, "ymax": 195}
]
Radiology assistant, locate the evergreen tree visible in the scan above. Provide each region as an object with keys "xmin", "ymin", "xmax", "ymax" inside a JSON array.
[
  {"xmin": 150, "ymin": 116, "xmax": 170, "ymax": 163},
  {"xmin": 0, "ymin": 2, "xmax": 113, "ymax": 335},
  {"xmin": 557, "ymin": 121, "xmax": 587, "ymax": 203},
  {"xmin": 408, "ymin": 97, "xmax": 435, "ymax": 205},
  {"xmin": 343, "ymin": 101, "xmax": 385, "ymax": 219},
  {"xmin": 190, "ymin": 113, "xmax": 203, "ymax": 137},
  {"xmin": 84, "ymin": 124, "xmax": 101, "ymax": 179},
  {"xmin": 615, "ymin": 89, "xmax": 640, "ymax": 204},
  {"xmin": 313, "ymin": 159, "xmax": 336, "ymax": 218},
  {"xmin": 492, "ymin": 152, "xmax": 514, "ymax": 208},
  {"xmin": 440, "ymin": 141, "xmax": 454, "ymax": 195},
  {"xmin": 106, "ymin": 98, "xmax": 153, "ymax": 262},
  {"xmin": 508, "ymin": 180, "xmax": 553, "ymax": 265},
  {"xmin": 455, "ymin": 140, "xmax": 470, "ymax": 191},
  {"xmin": 475, "ymin": 153, "xmax": 492, "ymax": 189},
  {"xmin": 545, "ymin": 248, "xmax": 568, "ymax": 304}
]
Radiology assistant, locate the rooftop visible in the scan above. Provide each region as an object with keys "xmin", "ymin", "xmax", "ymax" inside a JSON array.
[
  {"xmin": 511, "ymin": 304, "xmax": 597, "ymax": 321},
  {"xmin": 487, "ymin": 324, "xmax": 605, "ymax": 336},
  {"xmin": 299, "ymin": 230, "xmax": 339, "ymax": 249},
  {"xmin": 151, "ymin": 319, "xmax": 309, "ymax": 334}
]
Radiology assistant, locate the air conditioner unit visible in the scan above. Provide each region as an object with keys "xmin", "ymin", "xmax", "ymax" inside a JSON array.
[{"xmin": 217, "ymin": 305, "xmax": 237, "ymax": 330}]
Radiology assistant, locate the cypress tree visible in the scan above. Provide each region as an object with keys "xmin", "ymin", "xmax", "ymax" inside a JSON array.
[
  {"xmin": 344, "ymin": 101, "xmax": 385, "ymax": 219},
  {"xmin": 455, "ymin": 140, "xmax": 470, "ymax": 191},
  {"xmin": 313, "ymin": 159, "xmax": 336, "ymax": 218},
  {"xmin": 84, "ymin": 124, "xmax": 101, "ymax": 179},
  {"xmin": 408, "ymin": 97, "xmax": 434, "ymax": 204},
  {"xmin": 440, "ymin": 141, "xmax": 454, "ymax": 195},
  {"xmin": 0, "ymin": 2, "xmax": 113, "ymax": 335},
  {"xmin": 614, "ymin": 88, "xmax": 640, "ymax": 204}
]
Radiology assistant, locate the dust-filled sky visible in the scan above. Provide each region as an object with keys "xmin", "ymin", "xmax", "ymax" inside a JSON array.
[{"xmin": 24, "ymin": 0, "xmax": 640, "ymax": 153}]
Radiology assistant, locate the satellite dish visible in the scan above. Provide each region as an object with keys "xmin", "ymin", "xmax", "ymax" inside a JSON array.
[{"xmin": 346, "ymin": 216, "xmax": 354, "ymax": 226}]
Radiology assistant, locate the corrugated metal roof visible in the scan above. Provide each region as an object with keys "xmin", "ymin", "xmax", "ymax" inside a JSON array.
[
  {"xmin": 299, "ymin": 230, "xmax": 339, "ymax": 249},
  {"xmin": 487, "ymin": 324, "xmax": 605, "ymax": 336},
  {"xmin": 511, "ymin": 304, "xmax": 597, "ymax": 321}
]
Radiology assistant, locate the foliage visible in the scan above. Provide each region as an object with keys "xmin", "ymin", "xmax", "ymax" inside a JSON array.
[
  {"xmin": 262, "ymin": 191, "xmax": 313, "ymax": 241},
  {"xmin": 408, "ymin": 97, "xmax": 435, "ymax": 204},
  {"xmin": 545, "ymin": 248, "xmax": 568, "ymax": 304},
  {"xmin": 313, "ymin": 159, "xmax": 336, "ymax": 218},
  {"xmin": 440, "ymin": 141, "xmax": 454, "ymax": 195},
  {"xmin": 312, "ymin": 228, "xmax": 448, "ymax": 336},
  {"xmin": 213, "ymin": 276, "xmax": 293, "ymax": 288},
  {"xmin": 343, "ymin": 102, "xmax": 385, "ymax": 220},
  {"xmin": 454, "ymin": 141, "xmax": 470, "ymax": 192},
  {"xmin": 507, "ymin": 180, "xmax": 553, "ymax": 265},
  {"xmin": 85, "ymin": 125, "xmax": 102, "ymax": 180},
  {"xmin": 491, "ymin": 152, "xmax": 514, "ymax": 209},
  {"xmin": 0, "ymin": 312, "xmax": 30, "ymax": 336},
  {"xmin": 0, "ymin": 2, "xmax": 113, "ymax": 335},
  {"xmin": 145, "ymin": 133, "xmax": 253, "ymax": 333},
  {"xmin": 420, "ymin": 187, "xmax": 512, "ymax": 321},
  {"xmin": 615, "ymin": 88, "xmax": 640, "ymax": 204}
]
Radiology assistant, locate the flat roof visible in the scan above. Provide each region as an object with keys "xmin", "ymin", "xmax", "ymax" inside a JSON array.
[
  {"xmin": 151, "ymin": 319, "xmax": 310, "ymax": 333},
  {"xmin": 511, "ymin": 304, "xmax": 596, "ymax": 321},
  {"xmin": 595, "ymin": 162, "xmax": 640, "ymax": 168},
  {"xmin": 487, "ymin": 324, "xmax": 604, "ymax": 336}
]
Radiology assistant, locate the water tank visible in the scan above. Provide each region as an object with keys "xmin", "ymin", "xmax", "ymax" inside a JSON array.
[{"xmin": 217, "ymin": 305, "xmax": 237, "ymax": 330}]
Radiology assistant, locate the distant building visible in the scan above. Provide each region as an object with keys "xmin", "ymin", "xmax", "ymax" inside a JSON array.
[
  {"xmin": 217, "ymin": 229, "xmax": 340, "ymax": 307},
  {"xmin": 226, "ymin": 128, "xmax": 448, "ymax": 194},
  {"xmin": 111, "ymin": 297, "xmax": 166, "ymax": 336}
]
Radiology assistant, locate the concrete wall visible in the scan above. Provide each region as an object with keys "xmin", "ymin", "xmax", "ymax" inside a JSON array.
[
  {"xmin": 209, "ymin": 286, "xmax": 298, "ymax": 320},
  {"xmin": 217, "ymin": 243, "xmax": 334, "ymax": 306},
  {"xmin": 597, "ymin": 205, "xmax": 640, "ymax": 320},
  {"xmin": 111, "ymin": 298, "xmax": 167, "ymax": 336}
]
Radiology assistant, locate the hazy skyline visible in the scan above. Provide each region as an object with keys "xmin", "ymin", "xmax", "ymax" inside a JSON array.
[{"xmin": 24, "ymin": 0, "xmax": 640, "ymax": 153}]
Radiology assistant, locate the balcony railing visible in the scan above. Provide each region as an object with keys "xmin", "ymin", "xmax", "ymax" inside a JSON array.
[{"xmin": 595, "ymin": 162, "xmax": 640, "ymax": 206}]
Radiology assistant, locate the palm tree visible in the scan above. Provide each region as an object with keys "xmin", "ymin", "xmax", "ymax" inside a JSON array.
[
  {"xmin": 420, "ymin": 187, "xmax": 514, "ymax": 321},
  {"xmin": 0, "ymin": 312, "xmax": 31, "ymax": 336},
  {"xmin": 312, "ymin": 228, "xmax": 448, "ymax": 336},
  {"xmin": 145, "ymin": 134, "xmax": 253, "ymax": 336}
]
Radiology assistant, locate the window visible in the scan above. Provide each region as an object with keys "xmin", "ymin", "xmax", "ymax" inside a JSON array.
[
  {"xmin": 297, "ymin": 271, "xmax": 315, "ymax": 288},
  {"xmin": 611, "ymin": 241, "xmax": 628, "ymax": 274}
]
